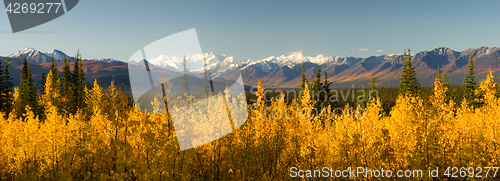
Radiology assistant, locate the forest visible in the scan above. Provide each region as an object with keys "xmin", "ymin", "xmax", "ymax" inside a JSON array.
[{"xmin": 0, "ymin": 50, "xmax": 499, "ymax": 180}]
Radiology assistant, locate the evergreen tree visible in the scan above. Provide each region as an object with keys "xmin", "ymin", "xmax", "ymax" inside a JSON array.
[
  {"xmin": 0, "ymin": 59, "xmax": 6, "ymax": 113},
  {"xmin": 442, "ymin": 73, "xmax": 449, "ymax": 88},
  {"xmin": 312, "ymin": 64, "xmax": 321, "ymax": 101},
  {"xmin": 61, "ymin": 56, "xmax": 73, "ymax": 113},
  {"xmin": 322, "ymin": 71, "xmax": 332, "ymax": 107},
  {"xmin": 299, "ymin": 63, "xmax": 308, "ymax": 102},
  {"xmin": 359, "ymin": 84, "xmax": 367, "ymax": 107},
  {"xmin": 309, "ymin": 70, "xmax": 314, "ymax": 101},
  {"xmin": 463, "ymin": 53, "xmax": 479, "ymax": 108},
  {"xmin": 437, "ymin": 65, "xmax": 452, "ymax": 102},
  {"xmin": 369, "ymin": 73, "xmax": 377, "ymax": 102},
  {"xmin": 496, "ymin": 75, "xmax": 500, "ymax": 99},
  {"xmin": 398, "ymin": 48, "xmax": 421, "ymax": 97},
  {"xmin": 436, "ymin": 65, "xmax": 450, "ymax": 87},
  {"xmin": 437, "ymin": 65, "xmax": 442, "ymax": 79},
  {"xmin": 85, "ymin": 80, "xmax": 92, "ymax": 90},
  {"xmin": 18, "ymin": 57, "xmax": 38, "ymax": 117},
  {"xmin": 71, "ymin": 52, "xmax": 86, "ymax": 113},
  {"xmin": 49, "ymin": 56, "xmax": 60, "ymax": 92},
  {"xmin": 39, "ymin": 67, "xmax": 47, "ymax": 95},
  {"xmin": 0, "ymin": 59, "xmax": 14, "ymax": 114}
]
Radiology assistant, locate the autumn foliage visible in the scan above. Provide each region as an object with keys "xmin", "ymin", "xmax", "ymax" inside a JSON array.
[{"xmin": 0, "ymin": 69, "xmax": 500, "ymax": 180}]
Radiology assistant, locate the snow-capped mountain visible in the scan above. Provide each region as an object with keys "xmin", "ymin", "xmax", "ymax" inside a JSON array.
[
  {"xmin": 8, "ymin": 48, "xmax": 52, "ymax": 63},
  {"xmin": 8, "ymin": 47, "xmax": 38, "ymax": 58},
  {"xmin": 144, "ymin": 50, "xmax": 396, "ymax": 80},
  {"xmin": 5, "ymin": 46, "xmax": 500, "ymax": 89},
  {"xmin": 7, "ymin": 48, "xmax": 122, "ymax": 64},
  {"xmin": 46, "ymin": 49, "xmax": 69, "ymax": 60},
  {"xmin": 8, "ymin": 47, "xmax": 71, "ymax": 63},
  {"xmin": 144, "ymin": 52, "xmax": 249, "ymax": 72}
]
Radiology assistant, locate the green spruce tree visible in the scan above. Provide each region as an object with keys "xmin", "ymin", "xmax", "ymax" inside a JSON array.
[
  {"xmin": 299, "ymin": 63, "xmax": 308, "ymax": 103},
  {"xmin": 496, "ymin": 75, "xmax": 500, "ymax": 99},
  {"xmin": 437, "ymin": 65, "xmax": 452, "ymax": 102},
  {"xmin": 369, "ymin": 73, "xmax": 377, "ymax": 102},
  {"xmin": 359, "ymin": 84, "xmax": 367, "ymax": 107},
  {"xmin": 48, "ymin": 57, "xmax": 61, "ymax": 109},
  {"xmin": 398, "ymin": 48, "xmax": 421, "ymax": 97},
  {"xmin": 463, "ymin": 53, "xmax": 480, "ymax": 108},
  {"xmin": 437, "ymin": 65, "xmax": 442, "ymax": 79},
  {"xmin": 50, "ymin": 55, "xmax": 60, "ymax": 91},
  {"xmin": 0, "ymin": 59, "xmax": 14, "ymax": 114},
  {"xmin": 39, "ymin": 67, "xmax": 47, "ymax": 95},
  {"xmin": 71, "ymin": 52, "xmax": 86, "ymax": 113},
  {"xmin": 312, "ymin": 64, "xmax": 321, "ymax": 101},
  {"xmin": 322, "ymin": 71, "xmax": 332, "ymax": 108},
  {"xmin": 312, "ymin": 64, "xmax": 323, "ymax": 111},
  {"xmin": 61, "ymin": 56, "xmax": 73, "ymax": 114},
  {"xmin": 19, "ymin": 57, "xmax": 38, "ymax": 117}
]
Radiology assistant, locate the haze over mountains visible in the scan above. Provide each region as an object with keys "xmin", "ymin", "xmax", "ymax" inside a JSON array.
[{"xmin": 2, "ymin": 46, "xmax": 500, "ymax": 92}]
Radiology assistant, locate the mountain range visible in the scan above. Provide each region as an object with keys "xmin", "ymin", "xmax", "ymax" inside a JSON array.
[
  {"xmin": 139, "ymin": 46, "xmax": 500, "ymax": 88},
  {"xmin": 1, "ymin": 46, "xmax": 500, "ymax": 95},
  {"xmin": 6, "ymin": 48, "xmax": 120, "ymax": 64}
]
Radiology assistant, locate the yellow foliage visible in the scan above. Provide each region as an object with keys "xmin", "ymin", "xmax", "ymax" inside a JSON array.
[{"xmin": 0, "ymin": 72, "xmax": 500, "ymax": 180}]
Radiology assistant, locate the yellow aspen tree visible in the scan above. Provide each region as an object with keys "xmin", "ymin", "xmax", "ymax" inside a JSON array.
[
  {"xmin": 475, "ymin": 68, "xmax": 499, "ymax": 166},
  {"xmin": 40, "ymin": 99, "xmax": 66, "ymax": 179},
  {"xmin": 11, "ymin": 87, "xmax": 24, "ymax": 118},
  {"xmin": 41, "ymin": 70, "xmax": 61, "ymax": 109}
]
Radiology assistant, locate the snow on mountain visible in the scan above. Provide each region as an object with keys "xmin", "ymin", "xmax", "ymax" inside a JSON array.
[
  {"xmin": 241, "ymin": 59, "xmax": 281, "ymax": 73},
  {"xmin": 89, "ymin": 58, "xmax": 121, "ymax": 63},
  {"xmin": 148, "ymin": 55, "xmax": 180, "ymax": 70},
  {"xmin": 8, "ymin": 47, "xmax": 48, "ymax": 60},
  {"xmin": 468, "ymin": 46, "xmax": 500, "ymax": 58},
  {"xmin": 46, "ymin": 49, "xmax": 69, "ymax": 60},
  {"xmin": 6, "ymin": 48, "xmax": 393, "ymax": 73},
  {"xmin": 144, "ymin": 50, "xmax": 395, "ymax": 79},
  {"xmin": 8, "ymin": 48, "xmax": 71, "ymax": 62},
  {"xmin": 7, "ymin": 48, "xmax": 125, "ymax": 63},
  {"xmin": 146, "ymin": 52, "xmax": 250, "ymax": 73}
]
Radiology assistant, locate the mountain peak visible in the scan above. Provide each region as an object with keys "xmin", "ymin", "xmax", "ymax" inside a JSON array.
[
  {"xmin": 46, "ymin": 49, "xmax": 69, "ymax": 60},
  {"xmin": 429, "ymin": 47, "xmax": 455, "ymax": 55},
  {"xmin": 47, "ymin": 49, "xmax": 63, "ymax": 53},
  {"xmin": 9, "ymin": 47, "xmax": 42, "ymax": 58},
  {"xmin": 23, "ymin": 47, "xmax": 36, "ymax": 51},
  {"xmin": 18, "ymin": 47, "xmax": 39, "ymax": 54}
]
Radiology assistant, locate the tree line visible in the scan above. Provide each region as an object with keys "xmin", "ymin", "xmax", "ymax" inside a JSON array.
[
  {"xmin": 295, "ymin": 48, "xmax": 493, "ymax": 114},
  {"xmin": 0, "ymin": 53, "xmax": 87, "ymax": 120},
  {"xmin": 0, "ymin": 48, "xmax": 495, "ymax": 119}
]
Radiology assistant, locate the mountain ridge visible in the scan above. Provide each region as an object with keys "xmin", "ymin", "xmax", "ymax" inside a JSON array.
[{"xmin": 2, "ymin": 46, "xmax": 500, "ymax": 91}]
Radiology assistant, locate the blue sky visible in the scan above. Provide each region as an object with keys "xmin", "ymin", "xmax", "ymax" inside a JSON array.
[{"xmin": 1, "ymin": 0, "xmax": 499, "ymax": 61}]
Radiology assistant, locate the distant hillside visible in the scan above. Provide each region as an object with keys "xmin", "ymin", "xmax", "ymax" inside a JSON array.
[
  {"xmin": 238, "ymin": 47, "xmax": 500, "ymax": 88},
  {"xmin": 2, "ymin": 46, "xmax": 500, "ymax": 98},
  {"xmin": 1, "ymin": 56, "xmax": 131, "ymax": 96}
]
